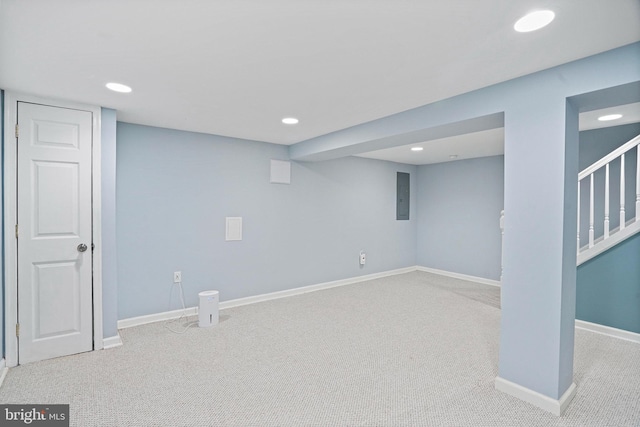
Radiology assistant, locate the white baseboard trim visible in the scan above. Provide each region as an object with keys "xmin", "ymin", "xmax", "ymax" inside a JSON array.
[
  {"xmin": 118, "ymin": 307, "xmax": 198, "ymax": 329},
  {"xmin": 575, "ymin": 319, "xmax": 640, "ymax": 344},
  {"xmin": 103, "ymin": 334, "xmax": 124, "ymax": 349},
  {"xmin": 219, "ymin": 266, "xmax": 417, "ymax": 310},
  {"xmin": 416, "ymin": 266, "xmax": 501, "ymax": 287},
  {"xmin": 495, "ymin": 376, "xmax": 577, "ymax": 416},
  {"xmin": 0, "ymin": 359, "xmax": 8, "ymax": 389},
  {"xmin": 417, "ymin": 267, "xmax": 639, "ymax": 345},
  {"xmin": 117, "ymin": 266, "xmax": 417, "ymax": 329}
]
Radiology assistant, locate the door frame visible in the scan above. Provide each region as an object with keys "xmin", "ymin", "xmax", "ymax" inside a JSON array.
[{"xmin": 3, "ymin": 92, "xmax": 103, "ymax": 367}]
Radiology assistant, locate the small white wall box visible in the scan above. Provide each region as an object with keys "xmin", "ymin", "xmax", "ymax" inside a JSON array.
[
  {"xmin": 225, "ymin": 217, "xmax": 242, "ymax": 241},
  {"xmin": 270, "ymin": 159, "xmax": 291, "ymax": 184},
  {"xmin": 198, "ymin": 290, "xmax": 219, "ymax": 327}
]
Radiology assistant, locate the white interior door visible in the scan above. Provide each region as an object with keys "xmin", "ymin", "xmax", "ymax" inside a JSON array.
[{"xmin": 17, "ymin": 101, "xmax": 94, "ymax": 364}]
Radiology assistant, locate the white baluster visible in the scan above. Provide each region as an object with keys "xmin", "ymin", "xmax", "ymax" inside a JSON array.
[
  {"xmin": 636, "ymin": 146, "xmax": 640, "ymax": 221},
  {"xmin": 620, "ymin": 154, "xmax": 626, "ymax": 230},
  {"xmin": 604, "ymin": 163, "xmax": 610, "ymax": 239},
  {"xmin": 589, "ymin": 173, "xmax": 594, "ymax": 248},
  {"xmin": 577, "ymin": 184, "xmax": 581, "ymax": 255}
]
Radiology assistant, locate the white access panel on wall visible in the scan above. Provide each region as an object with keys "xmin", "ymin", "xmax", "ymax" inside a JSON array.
[
  {"xmin": 226, "ymin": 217, "xmax": 242, "ymax": 241},
  {"xmin": 270, "ymin": 159, "xmax": 291, "ymax": 184}
]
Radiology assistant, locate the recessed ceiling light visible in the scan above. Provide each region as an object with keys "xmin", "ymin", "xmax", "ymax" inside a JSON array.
[
  {"xmin": 449, "ymin": 155, "xmax": 458, "ymax": 159},
  {"xmin": 514, "ymin": 10, "xmax": 555, "ymax": 32},
  {"xmin": 282, "ymin": 117, "xmax": 299, "ymax": 125},
  {"xmin": 598, "ymin": 114, "xmax": 623, "ymax": 121},
  {"xmin": 106, "ymin": 82, "xmax": 132, "ymax": 93},
  {"xmin": 411, "ymin": 147, "xmax": 423, "ymax": 152}
]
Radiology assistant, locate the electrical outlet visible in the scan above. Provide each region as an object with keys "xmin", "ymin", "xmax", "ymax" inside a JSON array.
[
  {"xmin": 173, "ymin": 271, "xmax": 182, "ymax": 283},
  {"xmin": 359, "ymin": 251, "xmax": 366, "ymax": 265}
]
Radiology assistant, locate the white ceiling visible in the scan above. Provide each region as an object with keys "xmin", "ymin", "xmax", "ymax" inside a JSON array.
[
  {"xmin": 357, "ymin": 102, "xmax": 640, "ymax": 165},
  {"xmin": 579, "ymin": 102, "xmax": 640, "ymax": 131},
  {"xmin": 1, "ymin": 1, "xmax": 639, "ymax": 161},
  {"xmin": 357, "ymin": 128, "xmax": 506, "ymax": 166}
]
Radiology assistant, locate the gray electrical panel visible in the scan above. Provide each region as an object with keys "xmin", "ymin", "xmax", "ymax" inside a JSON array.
[{"xmin": 397, "ymin": 172, "xmax": 410, "ymax": 220}]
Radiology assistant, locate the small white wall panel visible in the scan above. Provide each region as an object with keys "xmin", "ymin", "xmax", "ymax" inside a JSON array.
[
  {"xmin": 270, "ymin": 160, "xmax": 291, "ymax": 184},
  {"xmin": 226, "ymin": 217, "xmax": 242, "ymax": 241}
]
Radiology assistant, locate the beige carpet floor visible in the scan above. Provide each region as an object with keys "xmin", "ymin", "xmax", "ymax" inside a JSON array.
[{"xmin": 1, "ymin": 271, "xmax": 639, "ymax": 426}]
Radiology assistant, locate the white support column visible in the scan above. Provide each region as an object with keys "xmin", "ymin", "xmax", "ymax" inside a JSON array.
[
  {"xmin": 589, "ymin": 174, "xmax": 594, "ymax": 248},
  {"xmin": 620, "ymin": 154, "xmax": 626, "ymax": 230},
  {"xmin": 498, "ymin": 98, "xmax": 577, "ymax": 416},
  {"xmin": 604, "ymin": 164, "xmax": 610, "ymax": 239}
]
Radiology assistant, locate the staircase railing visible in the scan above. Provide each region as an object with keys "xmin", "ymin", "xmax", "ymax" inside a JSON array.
[{"xmin": 577, "ymin": 133, "xmax": 640, "ymax": 263}]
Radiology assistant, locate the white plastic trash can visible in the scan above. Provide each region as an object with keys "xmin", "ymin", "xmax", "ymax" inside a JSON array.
[{"xmin": 198, "ymin": 290, "xmax": 219, "ymax": 327}]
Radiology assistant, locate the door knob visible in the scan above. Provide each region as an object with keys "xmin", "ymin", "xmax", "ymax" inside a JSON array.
[{"xmin": 77, "ymin": 243, "xmax": 88, "ymax": 252}]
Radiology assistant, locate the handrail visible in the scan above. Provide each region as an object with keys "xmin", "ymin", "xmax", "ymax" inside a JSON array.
[{"xmin": 579, "ymin": 133, "xmax": 640, "ymax": 179}]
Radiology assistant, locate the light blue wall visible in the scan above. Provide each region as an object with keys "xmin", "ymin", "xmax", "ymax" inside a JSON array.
[
  {"xmin": 576, "ymin": 122, "xmax": 640, "ymax": 333},
  {"xmin": 579, "ymin": 123, "xmax": 640, "ymax": 170},
  {"xmin": 116, "ymin": 123, "xmax": 416, "ymax": 319},
  {"xmin": 101, "ymin": 108, "xmax": 118, "ymax": 338},
  {"xmin": 416, "ymin": 156, "xmax": 504, "ymax": 280},
  {"xmin": 576, "ymin": 233, "xmax": 640, "ymax": 333}
]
